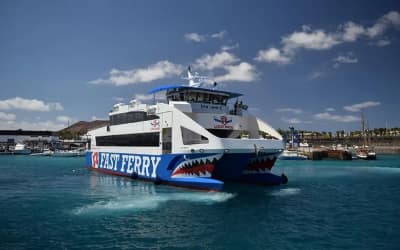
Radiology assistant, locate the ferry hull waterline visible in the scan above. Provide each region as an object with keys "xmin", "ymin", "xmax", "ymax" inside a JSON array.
[{"xmin": 85, "ymin": 68, "xmax": 287, "ymax": 191}]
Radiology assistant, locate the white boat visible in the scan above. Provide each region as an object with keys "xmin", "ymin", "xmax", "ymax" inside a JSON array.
[
  {"xmin": 30, "ymin": 150, "xmax": 54, "ymax": 156},
  {"xmin": 86, "ymin": 68, "xmax": 286, "ymax": 190},
  {"xmin": 53, "ymin": 149, "xmax": 85, "ymax": 157},
  {"xmin": 13, "ymin": 143, "xmax": 32, "ymax": 155},
  {"xmin": 356, "ymin": 113, "xmax": 377, "ymax": 160},
  {"xmin": 279, "ymin": 150, "xmax": 308, "ymax": 160},
  {"xmin": 356, "ymin": 147, "xmax": 377, "ymax": 160}
]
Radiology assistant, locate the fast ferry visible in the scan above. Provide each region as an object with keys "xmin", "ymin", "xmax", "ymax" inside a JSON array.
[{"xmin": 86, "ymin": 68, "xmax": 287, "ymax": 191}]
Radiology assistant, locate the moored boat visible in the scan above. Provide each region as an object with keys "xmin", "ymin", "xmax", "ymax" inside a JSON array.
[
  {"xmin": 53, "ymin": 149, "xmax": 85, "ymax": 157},
  {"xmin": 356, "ymin": 147, "xmax": 377, "ymax": 160},
  {"xmin": 86, "ymin": 68, "xmax": 287, "ymax": 191},
  {"xmin": 30, "ymin": 149, "xmax": 54, "ymax": 156},
  {"xmin": 13, "ymin": 143, "xmax": 32, "ymax": 155},
  {"xmin": 279, "ymin": 150, "xmax": 308, "ymax": 160}
]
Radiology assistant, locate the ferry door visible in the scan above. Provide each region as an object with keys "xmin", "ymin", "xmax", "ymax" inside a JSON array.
[
  {"xmin": 162, "ymin": 128, "xmax": 172, "ymax": 154},
  {"xmin": 161, "ymin": 112, "xmax": 173, "ymax": 154}
]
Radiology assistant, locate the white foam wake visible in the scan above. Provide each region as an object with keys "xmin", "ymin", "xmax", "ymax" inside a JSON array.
[
  {"xmin": 73, "ymin": 192, "xmax": 235, "ymax": 215},
  {"xmin": 270, "ymin": 188, "xmax": 301, "ymax": 197}
]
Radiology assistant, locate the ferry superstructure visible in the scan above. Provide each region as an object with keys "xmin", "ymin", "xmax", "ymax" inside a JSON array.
[{"xmin": 86, "ymin": 68, "xmax": 287, "ymax": 190}]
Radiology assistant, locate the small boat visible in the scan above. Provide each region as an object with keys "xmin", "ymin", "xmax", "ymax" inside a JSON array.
[
  {"xmin": 13, "ymin": 143, "xmax": 32, "ymax": 155},
  {"xmin": 279, "ymin": 150, "xmax": 308, "ymax": 160},
  {"xmin": 30, "ymin": 150, "xmax": 54, "ymax": 156},
  {"xmin": 356, "ymin": 113, "xmax": 377, "ymax": 160},
  {"xmin": 356, "ymin": 147, "xmax": 377, "ymax": 160},
  {"xmin": 52, "ymin": 149, "xmax": 85, "ymax": 157}
]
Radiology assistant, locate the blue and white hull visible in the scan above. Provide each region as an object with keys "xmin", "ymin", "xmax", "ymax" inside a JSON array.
[{"xmin": 86, "ymin": 150, "xmax": 286, "ymax": 191}]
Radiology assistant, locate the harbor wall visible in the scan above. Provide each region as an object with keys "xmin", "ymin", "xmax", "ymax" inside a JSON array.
[{"xmin": 305, "ymin": 136, "xmax": 400, "ymax": 154}]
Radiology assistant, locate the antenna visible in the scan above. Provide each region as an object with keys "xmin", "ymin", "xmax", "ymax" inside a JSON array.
[{"xmin": 182, "ymin": 65, "xmax": 208, "ymax": 87}]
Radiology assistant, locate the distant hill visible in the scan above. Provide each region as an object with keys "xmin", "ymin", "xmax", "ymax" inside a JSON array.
[{"xmin": 58, "ymin": 120, "xmax": 109, "ymax": 138}]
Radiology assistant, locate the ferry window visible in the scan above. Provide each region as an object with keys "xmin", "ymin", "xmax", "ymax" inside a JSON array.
[
  {"xmin": 181, "ymin": 126, "xmax": 209, "ymax": 145},
  {"xmin": 210, "ymin": 95, "xmax": 217, "ymax": 104},
  {"xmin": 110, "ymin": 112, "xmax": 159, "ymax": 125},
  {"xmin": 197, "ymin": 93, "xmax": 204, "ymax": 102},
  {"xmin": 188, "ymin": 93, "xmax": 196, "ymax": 102},
  {"xmin": 96, "ymin": 132, "xmax": 160, "ymax": 147},
  {"xmin": 207, "ymin": 129, "xmax": 242, "ymax": 139},
  {"xmin": 203, "ymin": 93, "xmax": 210, "ymax": 103}
]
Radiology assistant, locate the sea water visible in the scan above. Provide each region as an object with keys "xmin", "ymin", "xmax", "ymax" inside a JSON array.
[{"xmin": 0, "ymin": 155, "xmax": 400, "ymax": 249}]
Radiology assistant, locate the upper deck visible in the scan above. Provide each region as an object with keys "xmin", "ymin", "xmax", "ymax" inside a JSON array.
[{"xmin": 148, "ymin": 84, "xmax": 247, "ymax": 114}]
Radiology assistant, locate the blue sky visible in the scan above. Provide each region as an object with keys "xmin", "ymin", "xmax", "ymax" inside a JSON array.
[{"xmin": 0, "ymin": 0, "xmax": 399, "ymax": 131}]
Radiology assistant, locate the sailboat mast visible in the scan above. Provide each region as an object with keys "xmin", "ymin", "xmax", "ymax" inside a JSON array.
[{"xmin": 361, "ymin": 111, "xmax": 367, "ymax": 147}]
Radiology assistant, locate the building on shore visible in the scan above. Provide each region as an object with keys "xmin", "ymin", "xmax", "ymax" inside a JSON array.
[{"xmin": 0, "ymin": 130, "xmax": 59, "ymax": 152}]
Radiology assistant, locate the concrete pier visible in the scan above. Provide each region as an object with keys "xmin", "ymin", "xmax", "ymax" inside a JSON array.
[{"xmin": 304, "ymin": 149, "xmax": 352, "ymax": 161}]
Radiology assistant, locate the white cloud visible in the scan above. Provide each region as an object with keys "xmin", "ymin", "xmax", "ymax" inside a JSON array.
[
  {"xmin": 89, "ymin": 61, "xmax": 184, "ymax": 86},
  {"xmin": 309, "ymin": 71, "xmax": 324, "ymax": 80},
  {"xmin": 211, "ymin": 30, "xmax": 227, "ymax": 39},
  {"xmin": 325, "ymin": 107, "xmax": 335, "ymax": 112},
  {"xmin": 221, "ymin": 43, "xmax": 239, "ymax": 51},
  {"xmin": 314, "ymin": 112, "xmax": 360, "ymax": 122},
  {"xmin": 56, "ymin": 115, "xmax": 77, "ymax": 124},
  {"xmin": 193, "ymin": 50, "xmax": 257, "ymax": 84},
  {"xmin": 184, "ymin": 30, "xmax": 227, "ymax": 42},
  {"xmin": 341, "ymin": 21, "xmax": 365, "ymax": 42},
  {"xmin": 275, "ymin": 108, "xmax": 303, "ymax": 114},
  {"xmin": 282, "ymin": 29, "xmax": 341, "ymax": 53},
  {"xmin": 184, "ymin": 32, "xmax": 206, "ymax": 42},
  {"xmin": 281, "ymin": 117, "xmax": 303, "ymax": 124},
  {"xmin": 0, "ymin": 97, "xmax": 63, "ymax": 112},
  {"xmin": 214, "ymin": 62, "xmax": 258, "ymax": 83},
  {"xmin": 333, "ymin": 52, "xmax": 358, "ymax": 68},
  {"xmin": 385, "ymin": 10, "xmax": 400, "ymax": 25},
  {"xmin": 0, "ymin": 120, "xmax": 67, "ymax": 131},
  {"xmin": 367, "ymin": 11, "xmax": 400, "ymax": 38},
  {"xmin": 134, "ymin": 94, "xmax": 154, "ymax": 101},
  {"xmin": 374, "ymin": 39, "xmax": 391, "ymax": 47},
  {"xmin": 112, "ymin": 97, "xmax": 125, "ymax": 102},
  {"xmin": 255, "ymin": 47, "xmax": 291, "ymax": 64},
  {"xmin": 195, "ymin": 51, "xmax": 240, "ymax": 70},
  {"xmin": 0, "ymin": 112, "xmax": 16, "ymax": 121},
  {"xmin": 256, "ymin": 10, "xmax": 400, "ymax": 65},
  {"xmin": 334, "ymin": 55, "xmax": 358, "ymax": 64},
  {"xmin": 343, "ymin": 101, "xmax": 381, "ymax": 112},
  {"xmin": 91, "ymin": 116, "xmax": 107, "ymax": 121}
]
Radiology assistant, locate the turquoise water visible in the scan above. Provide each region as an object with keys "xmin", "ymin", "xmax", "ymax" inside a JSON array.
[{"xmin": 1, "ymin": 155, "xmax": 400, "ymax": 249}]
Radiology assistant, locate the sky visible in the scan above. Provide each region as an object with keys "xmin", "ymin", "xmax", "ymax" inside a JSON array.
[{"xmin": 0, "ymin": 0, "xmax": 399, "ymax": 132}]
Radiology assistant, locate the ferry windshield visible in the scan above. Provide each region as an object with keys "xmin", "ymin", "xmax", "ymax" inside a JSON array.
[{"xmin": 167, "ymin": 90, "xmax": 228, "ymax": 105}]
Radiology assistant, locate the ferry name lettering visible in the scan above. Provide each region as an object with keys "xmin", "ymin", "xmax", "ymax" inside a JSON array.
[{"xmin": 97, "ymin": 152, "xmax": 161, "ymax": 178}]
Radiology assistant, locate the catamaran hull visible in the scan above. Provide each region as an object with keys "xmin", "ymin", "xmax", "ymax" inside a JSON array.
[{"xmin": 86, "ymin": 151, "xmax": 286, "ymax": 191}]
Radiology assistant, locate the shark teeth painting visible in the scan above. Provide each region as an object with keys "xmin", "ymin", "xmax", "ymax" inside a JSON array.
[
  {"xmin": 243, "ymin": 155, "xmax": 278, "ymax": 174},
  {"xmin": 171, "ymin": 154, "xmax": 223, "ymax": 178}
]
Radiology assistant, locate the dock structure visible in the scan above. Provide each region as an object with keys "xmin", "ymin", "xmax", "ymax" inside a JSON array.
[{"xmin": 304, "ymin": 149, "xmax": 352, "ymax": 161}]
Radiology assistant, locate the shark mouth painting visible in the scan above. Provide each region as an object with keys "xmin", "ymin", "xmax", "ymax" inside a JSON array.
[
  {"xmin": 171, "ymin": 154, "xmax": 223, "ymax": 178},
  {"xmin": 243, "ymin": 155, "xmax": 277, "ymax": 174}
]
